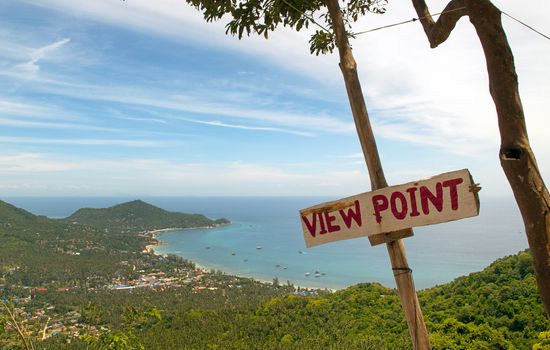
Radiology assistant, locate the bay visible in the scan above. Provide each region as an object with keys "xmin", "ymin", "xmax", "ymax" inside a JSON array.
[{"xmin": 5, "ymin": 196, "xmax": 528, "ymax": 290}]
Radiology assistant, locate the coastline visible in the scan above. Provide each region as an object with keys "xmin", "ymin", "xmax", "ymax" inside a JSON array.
[
  {"xmin": 143, "ymin": 223, "xmax": 229, "ymax": 255},
  {"xmin": 144, "ymin": 224, "xmax": 232, "ymax": 275},
  {"xmin": 144, "ymin": 226, "xmax": 334, "ymax": 291}
]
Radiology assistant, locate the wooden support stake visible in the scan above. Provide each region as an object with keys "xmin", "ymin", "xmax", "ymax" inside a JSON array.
[{"xmin": 325, "ymin": 0, "xmax": 431, "ymax": 348}]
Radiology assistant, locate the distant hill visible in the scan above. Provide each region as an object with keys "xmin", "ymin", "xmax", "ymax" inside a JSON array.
[
  {"xmin": 63, "ymin": 199, "xmax": 230, "ymax": 233},
  {"xmin": 0, "ymin": 198, "xmax": 228, "ymax": 287},
  {"xmin": 0, "ymin": 199, "xmax": 50, "ymax": 228},
  {"xmin": 0, "ymin": 198, "xmax": 123, "ymax": 287},
  {"xmin": 0, "ymin": 198, "xmax": 98, "ymax": 245}
]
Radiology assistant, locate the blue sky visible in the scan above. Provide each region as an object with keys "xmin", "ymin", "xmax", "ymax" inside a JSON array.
[{"xmin": 0, "ymin": 0, "xmax": 549, "ymax": 197}]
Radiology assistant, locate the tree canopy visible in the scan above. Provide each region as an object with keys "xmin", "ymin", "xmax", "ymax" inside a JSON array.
[{"xmin": 186, "ymin": 0, "xmax": 387, "ymax": 54}]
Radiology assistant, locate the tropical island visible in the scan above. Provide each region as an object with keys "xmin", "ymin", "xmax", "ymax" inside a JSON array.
[{"xmin": 0, "ymin": 199, "xmax": 548, "ymax": 349}]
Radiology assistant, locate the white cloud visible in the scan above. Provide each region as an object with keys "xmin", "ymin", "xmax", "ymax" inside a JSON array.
[
  {"xmin": 5, "ymin": 0, "xmax": 550, "ymax": 196},
  {"xmin": 0, "ymin": 99, "xmax": 52, "ymax": 117},
  {"xmin": 0, "ymin": 117, "xmax": 119, "ymax": 132},
  {"xmin": 115, "ymin": 116, "xmax": 168, "ymax": 124},
  {"xmin": 0, "ymin": 153, "xmax": 370, "ymax": 196},
  {"xmin": 24, "ymin": 79, "xmax": 355, "ymax": 134},
  {"xmin": 28, "ymin": 0, "xmax": 548, "ymax": 164},
  {"xmin": 0, "ymin": 153, "xmax": 76, "ymax": 173},
  {"xmin": 21, "ymin": 0, "xmax": 337, "ymax": 82},
  {"xmin": 0, "ymin": 136, "xmax": 159, "ymax": 147},
  {"xmin": 177, "ymin": 117, "xmax": 315, "ymax": 137},
  {"xmin": 349, "ymin": 0, "xmax": 550, "ymax": 169},
  {"xmin": 12, "ymin": 38, "xmax": 70, "ymax": 80},
  {"xmin": 16, "ymin": 0, "xmax": 550, "ymax": 150}
]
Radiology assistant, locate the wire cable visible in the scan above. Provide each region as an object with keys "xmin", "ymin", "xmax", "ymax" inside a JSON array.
[
  {"xmin": 353, "ymin": 6, "xmax": 466, "ymax": 36},
  {"xmin": 502, "ymin": 11, "xmax": 550, "ymax": 41}
]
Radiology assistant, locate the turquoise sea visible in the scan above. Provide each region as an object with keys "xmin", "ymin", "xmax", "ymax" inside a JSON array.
[{"xmin": 6, "ymin": 196, "xmax": 528, "ymax": 290}]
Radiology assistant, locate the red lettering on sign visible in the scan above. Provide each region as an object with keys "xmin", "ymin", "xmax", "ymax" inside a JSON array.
[
  {"xmin": 443, "ymin": 177, "xmax": 463, "ymax": 210},
  {"xmin": 324, "ymin": 211, "xmax": 341, "ymax": 233},
  {"xmin": 372, "ymin": 194, "xmax": 388, "ymax": 224},
  {"xmin": 339, "ymin": 200, "xmax": 362, "ymax": 229},
  {"xmin": 406, "ymin": 187, "xmax": 420, "ymax": 217},
  {"xmin": 305, "ymin": 174, "xmax": 467, "ymax": 236},
  {"xmin": 420, "ymin": 182, "xmax": 443, "ymax": 214},
  {"xmin": 390, "ymin": 191, "xmax": 408, "ymax": 220},
  {"xmin": 301, "ymin": 214, "xmax": 317, "ymax": 237},
  {"xmin": 318, "ymin": 212, "xmax": 327, "ymax": 234}
]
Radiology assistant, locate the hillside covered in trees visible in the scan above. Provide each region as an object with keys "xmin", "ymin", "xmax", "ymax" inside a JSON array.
[
  {"xmin": 63, "ymin": 199, "xmax": 230, "ymax": 233},
  {"xmin": 0, "ymin": 199, "xmax": 548, "ymax": 349},
  {"xmin": 0, "ymin": 199, "xmax": 228, "ymax": 288}
]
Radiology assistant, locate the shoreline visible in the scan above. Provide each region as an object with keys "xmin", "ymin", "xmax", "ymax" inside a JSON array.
[
  {"xmin": 145, "ymin": 227, "xmax": 336, "ymax": 291},
  {"xmin": 143, "ymin": 223, "xmax": 229, "ymax": 256}
]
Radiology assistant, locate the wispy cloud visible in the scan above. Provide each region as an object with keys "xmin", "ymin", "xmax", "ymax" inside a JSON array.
[
  {"xmin": 0, "ymin": 149, "xmax": 360, "ymax": 194},
  {"xmin": 115, "ymin": 116, "xmax": 168, "ymax": 124},
  {"xmin": 12, "ymin": 38, "xmax": 70, "ymax": 80},
  {"xmin": 21, "ymin": 77, "xmax": 354, "ymax": 135},
  {"xmin": 0, "ymin": 98, "xmax": 87, "ymax": 123},
  {"xmin": 0, "ymin": 99, "xmax": 52, "ymax": 117},
  {"xmin": 372, "ymin": 110, "xmax": 498, "ymax": 156},
  {"xmin": 20, "ymin": 0, "xmax": 337, "ymax": 83},
  {"xmin": 0, "ymin": 153, "xmax": 76, "ymax": 173},
  {"xmin": 177, "ymin": 117, "xmax": 314, "ymax": 137},
  {"xmin": 0, "ymin": 33, "xmax": 351, "ymax": 136},
  {"xmin": 0, "ymin": 117, "xmax": 119, "ymax": 133},
  {"xmin": 3, "ymin": 0, "xmax": 548, "ymax": 197},
  {"xmin": 0, "ymin": 136, "xmax": 159, "ymax": 147},
  {"xmin": 14, "ymin": 0, "xmax": 546, "ymax": 153}
]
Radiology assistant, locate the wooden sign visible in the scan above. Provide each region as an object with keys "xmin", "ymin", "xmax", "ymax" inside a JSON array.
[{"xmin": 300, "ymin": 169, "xmax": 480, "ymax": 247}]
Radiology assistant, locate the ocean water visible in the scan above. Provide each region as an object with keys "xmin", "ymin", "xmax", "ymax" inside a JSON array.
[{"xmin": 5, "ymin": 196, "xmax": 528, "ymax": 290}]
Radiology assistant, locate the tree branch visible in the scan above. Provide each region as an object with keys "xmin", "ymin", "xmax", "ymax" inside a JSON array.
[
  {"xmin": 2, "ymin": 302, "xmax": 34, "ymax": 350},
  {"xmin": 410, "ymin": 0, "xmax": 550, "ymax": 319},
  {"xmin": 411, "ymin": 0, "xmax": 467, "ymax": 47}
]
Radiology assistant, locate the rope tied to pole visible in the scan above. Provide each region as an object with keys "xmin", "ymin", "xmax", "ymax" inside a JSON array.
[{"xmin": 392, "ymin": 267, "xmax": 412, "ymax": 276}]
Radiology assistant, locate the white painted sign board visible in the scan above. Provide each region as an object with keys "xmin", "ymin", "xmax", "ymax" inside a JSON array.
[{"xmin": 299, "ymin": 169, "xmax": 480, "ymax": 247}]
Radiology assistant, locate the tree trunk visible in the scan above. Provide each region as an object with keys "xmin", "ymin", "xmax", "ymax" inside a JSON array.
[
  {"xmin": 411, "ymin": 0, "xmax": 550, "ymax": 319},
  {"xmin": 325, "ymin": 0, "xmax": 431, "ymax": 348}
]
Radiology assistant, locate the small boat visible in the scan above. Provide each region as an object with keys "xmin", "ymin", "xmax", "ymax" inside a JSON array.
[
  {"xmin": 231, "ymin": 252, "xmax": 236, "ymax": 256},
  {"xmin": 298, "ymin": 251, "xmax": 304, "ymax": 254},
  {"xmin": 256, "ymin": 246, "xmax": 262, "ymax": 250},
  {"xmin": 305, "ymin": 272, "xmax": 311, "ymax": 276}
]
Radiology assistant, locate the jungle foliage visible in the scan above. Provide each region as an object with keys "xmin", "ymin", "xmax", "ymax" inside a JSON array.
[{"xmin": 0, "ymin": 199, "xmax": 548, "ymax": 349}]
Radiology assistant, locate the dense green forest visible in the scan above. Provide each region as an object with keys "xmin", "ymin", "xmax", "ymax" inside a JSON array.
[
  {"xmin": 0, "ymin": 199, "xmax": 228, "ymax": 288},
  {"xmin": 0, "ymin": 199, "xmax": 548, "ymax": 349}
]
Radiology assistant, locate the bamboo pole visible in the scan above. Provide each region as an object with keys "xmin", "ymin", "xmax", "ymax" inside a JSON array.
[{"xmin": 324, "ymin": 0, "xmax": 431, "ymax": 348}]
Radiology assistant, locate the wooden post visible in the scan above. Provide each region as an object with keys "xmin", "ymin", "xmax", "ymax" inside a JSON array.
[{"xmin": 325, "ymin": 0, "xmax": 431, "ymax": 348}]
